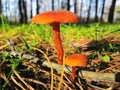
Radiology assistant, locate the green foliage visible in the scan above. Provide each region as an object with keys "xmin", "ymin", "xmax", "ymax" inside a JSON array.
[
  {"xmin": 115, "ymin": 6, "xmax": 120, "ymax": 13},
  {"xmin": 21, "ymin": 37, "xmax": 32, "ymax": 52},
  {"xmin": 1, "ymin": 53, "xmax": 23, "ymax": 90},
  {"xmin": 102, "ymin": 55, "xmax": 110, "ymax": 62}
]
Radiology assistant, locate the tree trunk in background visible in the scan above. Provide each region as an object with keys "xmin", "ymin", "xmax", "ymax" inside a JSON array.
[
  {"xmin": 0, "ymin": 0, "xmax": 2, "ymax": 14},
  {"xmin": 100, "ymin": 0, "xmax": 105, "ymax": 22},
  {"xmin": 80, "ymin": 0, "xmax": 83, "ymax": 23},
  {"xmin": 95, "ymin": 0, "xmax": 98, "ymax": 22},
  {"xmin": 0, "ymin": 0, "xmax": 117, "ymax": 23},
  {"xmin": 0, "ymin": 0, "xmax": 2, "ymax": 23},
  {"xmin": 18, "ymin": 0, "xmax": 27, "ymax": 23},
  {"xmin": 108, "ymin": 0, "xmax": 116, "ymax": 23},
  {"xmin": 30, "ymin": 0, "xmax": 33, "ymax": 18},
  {"xmin": 62, "ymin": 0, "xmax": 69, "ymax": 10},
  {"xmin": 23, "ymin": 0, "xmax": 27, "ymax": 23},
  {"xmin": 67, "ymin": 0, "xmax": 70, "ymax": 11},
  {"xmin": 87, "ymin": 0, "xmax": 92, "ymax": 23},
  {"xmin": 52, "ymin": 0, "xmax": 54, "ymax": 11},
  {"xmin": 61, "ymin": 0, "xmax": 64, "ymax": 9},
  {"xmin": 74, "ymin": 0, "xmax": 77, "ymax": 13},
  {"xmin": 18, "ymin": 0, "xmax": 23, "ymax": 23},
  {"xmin": 36, "ymin": 0, "xmax": 39, "ymax": 14}
]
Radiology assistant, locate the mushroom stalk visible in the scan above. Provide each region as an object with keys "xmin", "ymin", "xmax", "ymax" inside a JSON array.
[
  {"xmin": 71, "ymin": 66, "xmax": 76, "ymax": 83},
  {"xmin": 52, "ymin": 22, "xmax": 64, "ymax": 64}
]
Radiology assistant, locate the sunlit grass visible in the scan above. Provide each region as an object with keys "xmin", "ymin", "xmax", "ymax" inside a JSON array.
[
  {"xmin": 0, "ymin": 22, "xmax": 120, "ymax": 47},
  {"xmin": 0, "ymin": 22, "xmax": 120, "ymax": 55},
  {"xmin": 0, "ymin": 22, "xmax": 120, "ymax": 53}
]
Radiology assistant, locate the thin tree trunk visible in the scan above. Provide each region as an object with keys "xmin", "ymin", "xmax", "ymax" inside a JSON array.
[
  {"xmin": 0, "ymin": 0, "xmax": 2, "ymax": 14},
  {"xmin": 95, "ymin": 0, "xmax": 98, "ymax": 22},
  {"xmin": 36, "ymin": 0, "xmax": 39, "ymax": 14},
  {"xmin": 100, "ymin": 0, "xmax": 105, "ymax": 22},
  {"xmin": 61, "ymin": 0, "xmax": 67, "ymax": 10},
  {"xmin": 30, "ymin": 0, "xmax": 33, "ymax": 18},
  {"xmin": 86, "ymin": 0, "xmax": 92, "ymax": 23},
  {"xmin": 18, "ymin": 0, "xmax": 27, "ymax": 23},
  {"xmin": 67, "ymin": 0, "xmax": 70, "ymax": 11},
  {"xmin": 23, "ymin": 0, "xmax": 27, "ymax": 23},
  {"xmin": 80, "ymin": 0, "xmax": 83, "ymax": 23},
  {"xmin": 61, "ymin": 0, "xmax": 64, "ymax": 9},
  {"xmin": 0, "ymin": 0, "xmax": 2, "ymax": 23},
  {"xmin": 18, "ymin": 0, "xmax": 23, "ymax": 23},
  {"xmin": 52, "ymin": 0, "xmax": 54, "ymax": 11},
  {"xmin": 74, "ymin": 0, "xmax": 77, "ymax": 13},
  {"xmin": 108, "ymin": 0, "xmax": 116, "ymax": 23}
]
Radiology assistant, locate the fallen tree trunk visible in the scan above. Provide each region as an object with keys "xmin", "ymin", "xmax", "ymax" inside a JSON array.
[
  {"xmin": 42, "ymin": 60, "xmax": 120, "ymax": 82},
  {"xmin": 2, "ymin": 51, "xmax": 120, "ymax": 82}
]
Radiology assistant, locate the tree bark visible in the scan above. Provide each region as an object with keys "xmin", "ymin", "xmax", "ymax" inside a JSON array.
[
  {"xmin": 30, "ymin": 0, "xmax": 33, "ymax": 18},
  {"xmin": 18, "ymin": 0, "xmax": 27, "ymax": 23},
  {"xmin": 100, "ymin": 0, "xmax": 105, "ymax": 22},
  {"xmin": 18, "ymin": 0, "xmax": 23, "ymax": 23},
  {"xmin": 86, "ymin": 0, "xmax": 92, "ymax": 23},
  {"xmin": 80, "ymin": 0, "xmax": 83, "ymax": 23},
  {"xmin": 95, "ymin": 0, "xmax": 98, "ymax": 22},
  {"xmin": 108, "ymin": 0, "xmax": 116, "ymax": 23},
  {"xmin": 67, "ymin": 0, "xmax": 70, "ymax": 11},
  {"xmin": 0, "ymin": 0, "xmax": 2, "ymax": 14},
  {"xmin": 0, "ymin": 0, "xmax": 2, "ymax": 23},
  {"xmin": 36, "ymin": 0, "xmax": 39, "ymax": 14},
  {"xmin": 61, "ymin": 0, "xmax": 68, "ymax": 10},
  {"xmin": 22, "ymin": 0, "xmax": 27, "ymax": 23},
  {"xmin": 52, "ymin": 0, "xmax": 54, "ymax": 11},
  {"xmin": 74, "ymin": 0, "xmax": 77, "ymax": 14}
]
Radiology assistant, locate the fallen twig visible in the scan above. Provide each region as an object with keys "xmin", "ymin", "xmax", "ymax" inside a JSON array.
[
  {"xmin": 0, "ymin": 73, "xmax": 11, "ymax": 87},
  {"xmin": 23, "ymin": 78, "xmax": 48, "ymax": 90},
  {"xmin": 11, "ymin": 75, "xmax": 26, "ymax": 90},
  {"xmin": 13, "ymin": 70, "xmax": 34, "ymax": 90}
]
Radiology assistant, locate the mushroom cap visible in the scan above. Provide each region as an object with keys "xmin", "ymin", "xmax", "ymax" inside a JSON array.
[
  {"xmin": 31, "ymin": 10, "xmax": 79, "ymax": 24},
  {"xmin": 64, "ymin": 54, "xmax": 88, "ymax": 67}
]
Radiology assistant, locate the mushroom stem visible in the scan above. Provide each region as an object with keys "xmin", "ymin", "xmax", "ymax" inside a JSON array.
[
  {"xmin": 52, "ymin": 22, "xmax": 63, "ymax": 64},
  {"xmin": 71, "ymin": 66, "xmax": 76, "ymax": 83}
]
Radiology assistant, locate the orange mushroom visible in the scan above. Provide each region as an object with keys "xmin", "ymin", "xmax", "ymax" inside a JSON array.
[
  {"xmin": 31, "ymin": 10, "xmax": 79, "ymax": 64},
  {"xmin": 64, "ymin": 54, "xmax": 88, "ymax": 83}
]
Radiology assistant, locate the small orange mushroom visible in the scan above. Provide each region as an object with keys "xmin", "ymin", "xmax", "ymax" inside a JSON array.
[
  {"xmin": 31, "ymin": 10, "xmax": 79, "ymax": 64},
  {"xmin": 64, "ymin": 54, "xmax": 88, "ymax": 83}
]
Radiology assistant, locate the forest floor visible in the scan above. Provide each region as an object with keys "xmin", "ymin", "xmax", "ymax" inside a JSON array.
[{"xmin": 0, "ymin": 22, "xmax": 120, "ymax": 90}]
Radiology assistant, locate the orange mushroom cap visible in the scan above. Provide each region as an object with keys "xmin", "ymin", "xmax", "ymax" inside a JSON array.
[
  {"xmin": 64, "ymin": 54, "xmax": 88, "ymax": 67},
  {"xmin": 31, "ymin": 10, "xmax": 79, "ymax": 24}
]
